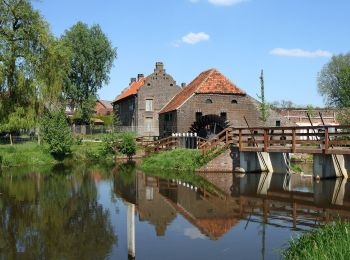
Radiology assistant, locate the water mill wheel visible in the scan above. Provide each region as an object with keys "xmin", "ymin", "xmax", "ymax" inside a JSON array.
[{"xmin": 189, "ymin": 114, "xmax": 229, "ymax": 139}]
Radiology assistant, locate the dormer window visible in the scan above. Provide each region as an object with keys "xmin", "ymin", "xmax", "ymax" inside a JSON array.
[{"xmin": 205, "ymin": 99, "xmax": 213, "ymax": 104}]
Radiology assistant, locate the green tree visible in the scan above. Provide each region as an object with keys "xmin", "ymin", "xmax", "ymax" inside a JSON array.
[
  {"xmin": 318, "ymin": 53, "xmax": 350, "ymax": 108},
  {"xmin": 62, "ymin": 22, "xmax": 117, "ymax": 123},
  {"xmin": 0, "ymin": 107, "xmax": 35, "ymax": 145},
  {"xmin": 257, "ymin": 70, "xmax": 270, "ymax": 122},
  {"xmin": 0, "ymin": 0, "xmax": 51, "ymax": 125},
  {"xmin": 40, "ymin": 110, "xmax": 73, "ymax": 160}
]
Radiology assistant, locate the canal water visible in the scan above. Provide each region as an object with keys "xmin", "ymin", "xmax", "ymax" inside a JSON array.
[{"xmin": 0, "ymin": 163, "xmax": 349, "ymax": 259}]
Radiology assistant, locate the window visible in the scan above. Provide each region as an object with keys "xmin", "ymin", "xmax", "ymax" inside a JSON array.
[
  {"xmin": 205, "ymin": 99, "xmax": 213, "ymax": 104},
  {"xmin": 145, "ymin": 117, "xmax": 153, "ymax": 132},
  {"xmin": 146, "ymin": 99, "xmax": 153, "ymax": 111},
  {"xmin": 196, "ymin": 112, "xmax": 202, "ymax": 122},
  {"xmin": 232, "ymin": 100, "xmax": 238, "ymax": 104},
  {"xmin": 220, "ymin": 112, "xmax": 227, "ymax": 121},
  {"xmin": 165, "ymin": 113, "xmax": 173, "ymax": 122},
  {"xmin": 276, "ymin": 120, "xmax": 281, "ymax": 127}
]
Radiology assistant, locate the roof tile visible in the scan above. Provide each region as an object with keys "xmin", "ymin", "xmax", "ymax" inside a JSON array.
[
  {"xmin": 159, "ymin": 69, "xmax": 245, "ymax": 113},
  {"xmin": 114, "ymin": 77, "xmax": 147, "ymax": 102}
]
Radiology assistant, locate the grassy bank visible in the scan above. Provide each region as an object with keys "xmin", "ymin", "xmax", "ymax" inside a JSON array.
[
  {"xmin": 141, "ymin": 147, "xmax": 227, "ymax": 172},
  {"xmin": 283, "ymin": 222, "xmax": 350, "ymax": 260},
  {"xmin": 0, "ymin": 141, "xmax": 113, "ymax": 168},
  {"xmin": 141, "ymin": 149, "xmax": 203, "ymax": 171}
]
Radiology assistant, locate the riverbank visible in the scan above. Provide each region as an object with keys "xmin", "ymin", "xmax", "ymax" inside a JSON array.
[
  {"xmin": 0, "ymin": 141, "xmax": 114, "ymax": 168},
  {"xmin": 283, "ymin": 221, "xmax": 350, "ymax": 259},
  {"xmin": 141, "ymin": 148, "xmax": 205, "ymax": 172}
]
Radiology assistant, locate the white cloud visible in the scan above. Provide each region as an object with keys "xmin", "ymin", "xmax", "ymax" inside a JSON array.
[
  {"xmin": 181, "ymin": 32, "xmax": 210, "ymax": 45},
  {"xmin": 269, "ymin": 48, "xmax": 332, "ymax": 58},
  {"xmin": 208, "ymin": 0, "xmax": 246, "ymax": 6},
  {"xmin": 184, "ymin": 228, "xmax": 206, "ymax": 240}
]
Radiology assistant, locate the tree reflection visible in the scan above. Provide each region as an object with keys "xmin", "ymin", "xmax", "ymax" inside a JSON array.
[{"xmin": 0, "ymin": 169, "xmax": 116, "ymax": 259}]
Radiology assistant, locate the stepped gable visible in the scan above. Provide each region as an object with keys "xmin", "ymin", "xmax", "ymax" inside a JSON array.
[
  {"xmin": 160, "ymin": 69, "xmax": 245, "ymax": 113},
  {"xmin": 114, "ymin": 77, "xmax": 147, "ymax": 102}
]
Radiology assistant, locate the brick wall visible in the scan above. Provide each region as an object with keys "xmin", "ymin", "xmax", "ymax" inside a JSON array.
[
  {"xmin": 137, "ymin": 65, "xmax": 181, "ymax": 136},
  {"xmin": 172, "ymin": 93, "xmax": 288, "ymax": 134}
]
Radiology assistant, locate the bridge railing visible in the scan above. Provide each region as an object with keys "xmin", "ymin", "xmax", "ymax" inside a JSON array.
[{"xmin": 199, "ymin": 125, "xmax": 350, "ymax": 155}]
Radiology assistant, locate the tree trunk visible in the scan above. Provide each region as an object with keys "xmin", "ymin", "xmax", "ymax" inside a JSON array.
[{"xmin": 10, "ymin": 133, "xmax": 13, "ymax": 145}]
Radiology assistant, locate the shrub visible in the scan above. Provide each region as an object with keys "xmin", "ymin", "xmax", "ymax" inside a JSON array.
[
  {"xmin": 116, "ymin": 132, "xmax": 136, "ymax": 160},
  {"xmin": 40, "ymin": 110, "xmax": 73, "ymax": 160}
]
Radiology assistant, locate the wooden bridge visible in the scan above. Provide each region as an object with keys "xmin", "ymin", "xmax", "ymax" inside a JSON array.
[
  {"xmin": 142, "ymin": 125, "xmax": 350, "ymax": 156},
  {"xmin": 200, "ymin": 125, "xmax": 350, "ymax": 156}
]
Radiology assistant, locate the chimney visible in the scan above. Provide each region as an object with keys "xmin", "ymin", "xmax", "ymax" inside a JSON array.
[
  {"xmin": 130, "ymin": 78, "xmax": 136, "ymax": 85},
  {"xmin": 181, "ymin": 83, "xmax": 186, "ymax": 88},
  {"xmin": 155, "ymin": 62, "xmax": 164, "ymax": 72},
  {"xmin": 137, "ymin": 74, "xmax": 144, "ymax": 82}
]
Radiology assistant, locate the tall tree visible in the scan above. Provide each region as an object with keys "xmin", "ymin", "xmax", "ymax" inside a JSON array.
[
  {"xmin": 62, "ymin": 22, "xmax": 117, "ymax": 123},
  {"xmin": 318, "ymin": 53, "xmax": 350, "ymax": 108},
  {"xmin": 0, "ymin": 0, "xmax": 51, "ymax": 125},
  {"xmin": 257, "ymin": 70, "xmax": 269, "ymax": 122}
]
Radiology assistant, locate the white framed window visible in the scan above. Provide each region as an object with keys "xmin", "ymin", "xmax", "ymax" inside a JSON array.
[
  {"xmin": 145, "ymin": 117, "xmax": 153, "ymax": 132},
  {"xmin": 146, "ymin": 99, "xmax": 153, "ymax": 111}
]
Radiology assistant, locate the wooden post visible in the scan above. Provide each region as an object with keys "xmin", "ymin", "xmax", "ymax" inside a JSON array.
[
  {"xmin": 239, "ymin": 129, "xmax": 242, "ymax": 151},
  {"xmin": 292, "ymin": 129, "xmax": 296, "ymax": 153},
  {"xmin": 324, "ymin": 127, "xmax": 329, "ymax": 152},
  {"xmin": 264, "ymin": 129, "xmax": 269, "ymax": 152},
  {"xmin": 225, "ymin": 129, "xmax": 228, "ymax": 144}
]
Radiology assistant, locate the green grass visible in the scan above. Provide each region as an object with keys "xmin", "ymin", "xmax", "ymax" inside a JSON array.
[
  {"xmin": 0, "ymin": 142, "xmax": 56, "ymax": 168},
  {"xmin": 0, "ymin": 141, "xmax": 114, "ymax": 168},
  {"xmin": 141, "ymin": 148, "xmax": 203, "ymax": 171},
  {"xmin": 283, "ymin": 222, "xmax": 350, "ymax": 260}
]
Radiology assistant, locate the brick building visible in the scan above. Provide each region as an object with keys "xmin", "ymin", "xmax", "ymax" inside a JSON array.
[
  {"xmin": 159, "ymin": 69, "xmax": 287, "ymax": 138},
  {"xmin": 112, "ymin": 62, "xmax": 181, "ymax": 136},
  {"xmin": 95, "ymin": 100, "xmax": 113, "ymax": 115},
  {"xmin": 276, "ymin": 108, "xmax": 338, "ymax": 126}
]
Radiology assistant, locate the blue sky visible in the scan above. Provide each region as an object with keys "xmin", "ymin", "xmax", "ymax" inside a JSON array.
[{"xmin": 33, "ymin": 0, "xmax": 350, "ymax": 107}]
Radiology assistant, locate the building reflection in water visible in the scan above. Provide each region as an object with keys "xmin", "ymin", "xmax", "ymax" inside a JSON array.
[{"xmin": 114, "ymin": 168, "xmax": 350, "ymax": 259}]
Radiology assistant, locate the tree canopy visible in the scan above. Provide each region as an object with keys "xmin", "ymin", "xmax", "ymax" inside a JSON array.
[
  {"xmin": 62, "ymin": 22, "xmax": 117, "ymax": 123},
  {"xmin": 0, "ymin": 0, "xmax": 51, "ymax": 126},
  {"xmin": 318, "ymin": 53, "xmax": 350, "ymax": 108},
  {"xmin": 0, "ymin": 1, "xmax": 117, "ymax": 134}
]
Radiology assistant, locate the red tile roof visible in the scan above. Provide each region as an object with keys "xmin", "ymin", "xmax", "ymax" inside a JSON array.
[
  {"xmin": 114, "ymin": 77, "xmax": 147, "ymax": 102},
  {"xmin": 159, "ymin": 69, "xmax": 245, "ymax": 113}
]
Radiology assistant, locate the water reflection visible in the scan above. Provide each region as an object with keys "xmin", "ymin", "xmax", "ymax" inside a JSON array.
[
  {"xmin": 114, "ymin": 167, "xmax": 350, "ymax": 259},
  {"xmin": 2, "ymin": 163, "xmax": 350, "ymax": 259},
  {"xmin": 0, "ymin": 165, "xmax": 116, "ymax": 259}
]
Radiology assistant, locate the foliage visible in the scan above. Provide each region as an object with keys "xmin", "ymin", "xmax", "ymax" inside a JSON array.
[
  {"xmin": 257, "ymin": 70, "xmax": 270, "ymax": 122},
  {"xmin": 283, "ymin": 221, "xmax": 350, "ymax": 260},
  {"xmin": 62, "ymin": 22, "xmax": 117, "ymax": 123},
  {"xmin": 270, "ymin": 100, "xmax": 297, "ymax": 109},
  {"xmin": 37, "ymin": 38, "xmax": 71, "ymax": 111},
  {"xmin": 0, "ymin": 0, "xmax": 51, "ymax": 126},
  {"xmin": 95, "ymin": 115, "xmax": 113, "ymax": 126},
  {"xmin": 0, "ymin": 107, "xmax": 35, "ymax": 133},
  {"xmin": 318, "ymin": 53, "xmax": 350, "ymax": 108},
  {"xmin": 40, "ymin": 110, "xmax": 73, "ymax": 160},
  {"xmin": 72, "ymin": 94, "xmax": 96, "ymax": 124},
  {"xmin": 306, "ymin": 104, "xmax": 316, "ymax": 117},
  {"xmin": 101, "ymin": 133, "xmax": 119, "ymax": 155},
  {"xmin": 141, "ymin": 148, "xmax": 203, "ymax": 171},
  {"xmin": 337, "ymin": 107, "xmax": 350, "ymax": 124},
  {"xmin": 116, "ymin": 132, "xmax": 136, "ymax": 160}
]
